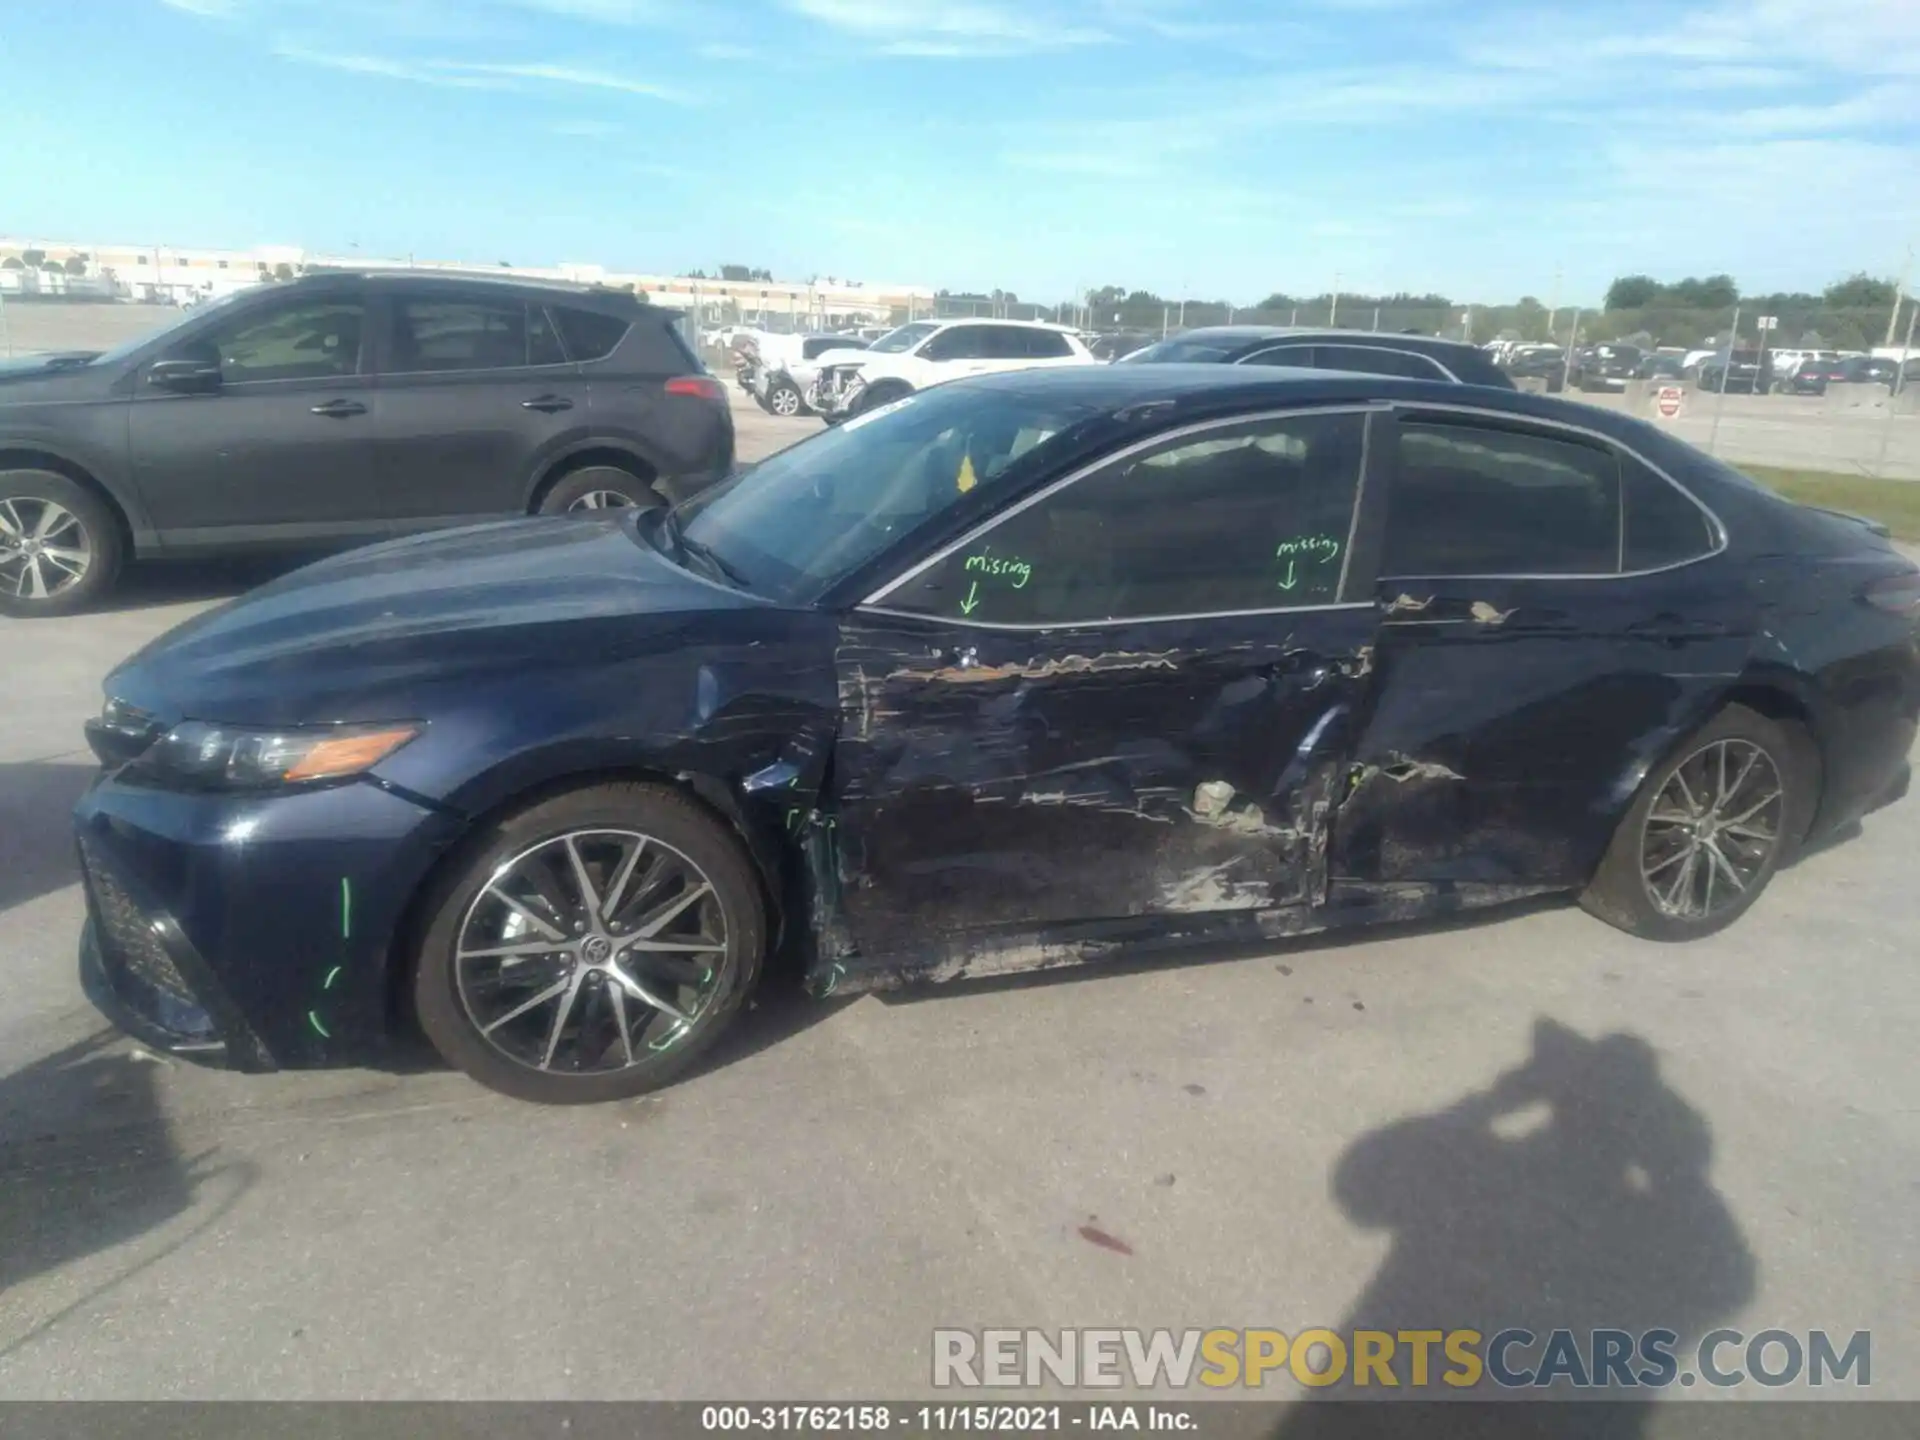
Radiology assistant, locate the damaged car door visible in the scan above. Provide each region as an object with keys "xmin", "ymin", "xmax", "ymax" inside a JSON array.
[
  {"xmin": 830, "ymin": 406, "xmax": 1386, "ymax": 978},
  {"xmin": 1333, "ymin": 406, "xmax": 1746, "ymax": 896}
]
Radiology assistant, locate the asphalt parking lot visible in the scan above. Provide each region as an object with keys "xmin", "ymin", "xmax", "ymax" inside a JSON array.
[{"xmin": 1, "ymin": 382, "xmax": 1917, "ymax": 1407}]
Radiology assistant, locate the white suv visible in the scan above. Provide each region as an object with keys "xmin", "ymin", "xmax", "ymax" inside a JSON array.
[{"xmin": 808, "ymin": 318, "xmax": 1093, "ymax": 421}]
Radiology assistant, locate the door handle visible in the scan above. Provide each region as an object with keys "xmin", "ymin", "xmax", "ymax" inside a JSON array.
[
  {"xmin": 310, "ymin": 399, "xmax": 367, "ymax": 418},
  {"xmin": 521, "ymin": 395, "xmax": 575, "ymax": 413}
]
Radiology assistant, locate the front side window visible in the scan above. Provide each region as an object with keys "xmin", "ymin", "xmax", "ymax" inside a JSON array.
[
  {"xmin": 190, "ymin": 299, "xmax": 366, "ymax": 382},
  {"xmin": 921, "ymin": 326, "xmax": 986, "ymax": 362},
  {"xmin": 1123, "ymin": 336, "xmax": 1235, "ymax": 363},
  {"xmin": 1382, "ymin": 419, "xmax": 1620, "ymax": 577},
  {"xmin": 678, "ymin": 383, "xmax": 1104, "ymax": 602},
  {"xmin": 391, "ymin": 298, "xmax": 539, "ymax": 372},
  {"xmin": 880, "ymin": 411, "xmax": 1367, "ymax": 626},
  {"xmin": 1242, "ymin": 345, "xmax": 1317, "ymax": 369},
  {"xmin": 868, "ymin": 321, "xmax": 938, "ymax": 354}
]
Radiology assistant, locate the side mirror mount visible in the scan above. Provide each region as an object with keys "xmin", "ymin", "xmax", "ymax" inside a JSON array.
[{"xmin": 148, "ymin": 355, "xmax": 222, "ymax": 393}]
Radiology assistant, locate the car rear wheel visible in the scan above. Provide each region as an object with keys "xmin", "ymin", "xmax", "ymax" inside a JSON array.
[
  {"xmin": 1580, "ymin": 704, "xmax": 1812, "ymax": 941},
  {"xmin": 539, "ymin": 465, "xmax": 662, "ymax": 515},
  {"xmin": 412, "ymin": 782, "xmax": 767, "ymax": 1104},
  {"xmin": 767, "ymin": 380, "xmax": 805, "ymax": 417},
  {"xmin": 0, "ymin": 470, "xmax": 123, "ymax": 618}
]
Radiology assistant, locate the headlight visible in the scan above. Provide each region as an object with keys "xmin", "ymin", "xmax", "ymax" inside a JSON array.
[{"xmin": 138, "ymin": 721, "xmax": 420, "ymax": 789}]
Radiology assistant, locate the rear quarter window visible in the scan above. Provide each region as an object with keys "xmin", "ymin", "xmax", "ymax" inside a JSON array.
[
  {"xmin": 1623, "ymin": 459, "xmax": 1718, "ymax": 570},
  {"xmin": 554, "ymin": 306, "xmax": 633, "ymax": 363}
]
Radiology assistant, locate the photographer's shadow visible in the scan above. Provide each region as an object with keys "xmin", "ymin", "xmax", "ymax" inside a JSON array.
[{"xmin": 1279, "ymin": 1018, "xmax": 1756, "ymax": 1439}]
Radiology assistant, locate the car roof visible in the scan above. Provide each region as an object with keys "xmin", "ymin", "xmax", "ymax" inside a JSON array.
[
  {"xmin": 1161, "ymin": 325, "xmax": 1486, "ymax": 356},
  {"xmin": 286, "ymin": 268, "xmax": 676, "ymax": 317},
  {"xmin": 928, "ymin": 316, "xmax": 1080, "ymax": 333}
]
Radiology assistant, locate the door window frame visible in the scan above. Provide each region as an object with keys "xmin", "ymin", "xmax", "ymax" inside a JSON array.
[
  {"xmin": 369, "ymin": 289, "xmax": 580, "ymax": 377},
  {"xmin": 859, "ymin": 403, "xmax": 1388, "ymax": 631},
  {"xmin": 1376, "ymin": 402, "xmax": 1728, "ymax": 583}
]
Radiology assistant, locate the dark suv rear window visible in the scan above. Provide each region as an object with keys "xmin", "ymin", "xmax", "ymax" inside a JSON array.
[{"xmin": 554, "ymin": 307, "xmax": 631, "ymax": 363}]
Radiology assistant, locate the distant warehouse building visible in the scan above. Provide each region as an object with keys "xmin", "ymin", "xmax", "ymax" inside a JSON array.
[{"xmin": 0, "ymin": 237, "xmax": 935, "ymax": 325}]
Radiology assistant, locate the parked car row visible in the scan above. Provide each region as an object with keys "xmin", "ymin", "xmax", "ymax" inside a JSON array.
[
  {"xmin": 0, "ymin": 271, "xmax": 735, "ymax": 615},
  {"xmin": 1486, "ymin": 337, "xmax": 1917, "ymax": 399}
]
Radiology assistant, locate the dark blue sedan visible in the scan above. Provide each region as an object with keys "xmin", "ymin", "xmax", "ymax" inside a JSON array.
[{"xmin": 75, "ymin": 366, "xmax": 1919, "ymax": 1103}]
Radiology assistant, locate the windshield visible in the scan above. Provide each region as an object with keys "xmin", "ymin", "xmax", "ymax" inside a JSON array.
[
  {"xmin": 1122, "ymin": 337, "xmax": 1235, "ymax": 364},
  {"xmin": 677, "ymin": 384, "xmax": 1101, "ymax": 602},
  {"xmin": 867, "ymin": 322, "xmax": 937, "ymax": 354}
]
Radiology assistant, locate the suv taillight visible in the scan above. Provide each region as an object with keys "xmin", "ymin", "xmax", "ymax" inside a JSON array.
[
  {"xmin": 665, "ymin": 376, "xmax": 726, "ymax": 403},
  {"xmin": 1865, "ymin": 572, "xmax": 1920, "ymax": 616}
]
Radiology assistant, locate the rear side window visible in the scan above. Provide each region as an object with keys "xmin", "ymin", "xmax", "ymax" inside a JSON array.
[
  {"xmin": 1383, "ymin": 420, "xmax": 1620, "ymax": 576},
  {"xmin": 392, "ymin": 298, "xmax": 540, "ymax": 372},
  {"xmin": 554, "ymin": 306, "xmax": 630, "ymax": 363},
  {"xmin": 1020, "ymin": 329, "xmax": 1074, "ymax": 359},
  {"xmin": 1317, "ymin": 345, "xmax": 1451, "ymax": 381},
  {"xmin": 1623, "ymin": 459, "xmax": 1716, "ymax": 570},
  {"xmin": 883, "ymin": 411, "xmax": 1368, "ymax": 624}
]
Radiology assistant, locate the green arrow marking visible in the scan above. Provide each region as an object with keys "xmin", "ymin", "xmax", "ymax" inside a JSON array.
[
  {"xmin": 959, "ymin": 581, "xmax": 981, "ymax": 615},
  {"xmin": 1277, "ymin": 560, "xmax": 1298, "ymax": 591}
]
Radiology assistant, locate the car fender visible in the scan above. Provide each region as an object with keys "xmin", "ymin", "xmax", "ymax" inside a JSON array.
[
  {"xmin": 521, "ymin": 434, "xmax": 668, "ymax": 506},
  {"xmin": 0, "ymin": 421, "xmax": 159, "ymax": 550}
]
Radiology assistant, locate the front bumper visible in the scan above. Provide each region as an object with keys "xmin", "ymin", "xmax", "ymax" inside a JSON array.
[
  {"xmin": 807, "ymin": 369, "xmax": 864, "ymax": 418},
  {"xmin": 74, "ymin": 771, "xmax": 459, "ymax": 1069}
]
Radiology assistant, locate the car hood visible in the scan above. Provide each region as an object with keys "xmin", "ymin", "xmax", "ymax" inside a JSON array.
[
  {"xmin": 0, "ymin": 352, "xmax": 111, "ymax": 401},
  {"xmin": 106, "ymin": 517, "xmax": 769, "ymax": 726}
]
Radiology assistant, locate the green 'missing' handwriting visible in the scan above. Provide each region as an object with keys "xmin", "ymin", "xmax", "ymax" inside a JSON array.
[
  {"xmin": 1275, "ymin": 534, "xmax": 1342, "ymax": 564},
  {"xmin": 964, "ymin": 547, "xmax": 1033, "ymax": 588}
]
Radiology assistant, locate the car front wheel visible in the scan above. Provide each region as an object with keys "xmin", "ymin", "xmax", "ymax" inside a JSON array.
[
  {"xmin": 539, "ymin": 465, "xmax": 662, "ymax": 515},
  {"xmin": 0, "ymin": 469, "xmax": 123, "ymax": 618},
  {"xmin": 767, "ymin": 381, "xmax": 805, "ymax": 417},
  {"xmin": 412, "ymin": 782, "xmax": 767, "ymax": 1104},
  {"xmin": 1580, "ymin": 704, "xmax": 1813, "ymax": 941}
]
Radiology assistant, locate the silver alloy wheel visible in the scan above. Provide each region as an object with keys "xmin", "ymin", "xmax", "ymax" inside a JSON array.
[
  {"xmin": 567, "ymin": 490, "xmax": 636, "ymax": 512},
  {"xmin": 770, "ymin": 385, "xmax": 802, "ymax": 416},
  {"xmin": 0, "ymin": 496, "xmax": 92, "ymax": 602},
  {"xmin": 454, "ymin": 829, "xmax": 730, "ymax": 1074},
  {"xmin": 1639, "ymin": 738, "xmax": 1785, "ymax": 921}
]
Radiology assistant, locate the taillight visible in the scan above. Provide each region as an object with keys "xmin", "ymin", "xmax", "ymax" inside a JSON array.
[
  {"xmin": 665, "ymin": 375, "xmax": 726, "ymax": 403},
  {"xmin": 1865, "ymin": 571, "xmax": 1920, "ymax": 616}
]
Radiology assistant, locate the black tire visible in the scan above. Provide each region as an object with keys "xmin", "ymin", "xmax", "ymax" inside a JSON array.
[
  {"xmin": 766, "ymin": 380, "xmax": 806, "ymax": 418},
  {"xmin": 1580, "ymin": 704, "xmax": 1815, "ymax": 941},
  {"xmin": 0, "ymin": 469, "xmax": 124, "ymax": 618},
  {"xmin": 538, "ymin": 465, "xmax": 662, "ymax": 516},
  {"xmin": 412, "ymin": 781, "xmax": 767, "ymax": 1104},
  {"xmin": 856, "ymin": 382, "xmax": 912, "ymax": 415}
]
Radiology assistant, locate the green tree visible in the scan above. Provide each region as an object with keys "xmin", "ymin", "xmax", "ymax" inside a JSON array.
[
  {"xmin": 1604, "ymin": 275, "xmax": 1660, "ymax": 310},
  {"xmin": 20, "ymin": 247, "xmax": 45, "ymax": 268},
  {"xmin": 273, "ymin": 262, "xmax": 295, "ymax": 282},
  {"xmin": 1668, "ymin": 274, "xmax": 1738, "ymax": 309},
  {"xmin": 63, "ymin": 256, "xmax": 87, "ymax": 275},
  {"xmin": 1823, "ymin": 273, "xmax": 1896, "ymax": 309},
  {"xmin": 1, "ymin": 256, "xmax": 23, "ymax": 270}
]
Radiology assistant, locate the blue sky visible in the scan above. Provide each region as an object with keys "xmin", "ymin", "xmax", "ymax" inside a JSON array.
[{"xmin": 6, "ymin": 0, "xmax": 1918, "ymax": 305}]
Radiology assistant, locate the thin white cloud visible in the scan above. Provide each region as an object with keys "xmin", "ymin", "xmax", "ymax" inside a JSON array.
[
  {"xmin": 272, "ymin": 46, "xmax": 509, "ymax": 86},
  {"xmin": 785, "ymin": 0, "xmax": 1112, "ymax": 55},
  {"xmin": 441, "ymin": 60, "xmax": 694, "ymax": 100},
  {"xmin": 274, "ymin": 46, "xmax": 694, "ymax": 100},
  {"xmin": 159, "ymin": 0, "xmax": 240, "ymax": 14}
]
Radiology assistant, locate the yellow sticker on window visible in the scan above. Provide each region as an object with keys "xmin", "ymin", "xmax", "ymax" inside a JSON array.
[{"xmin": 956, "ymin": 452, "xmax": 978, "ymax": 494}]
